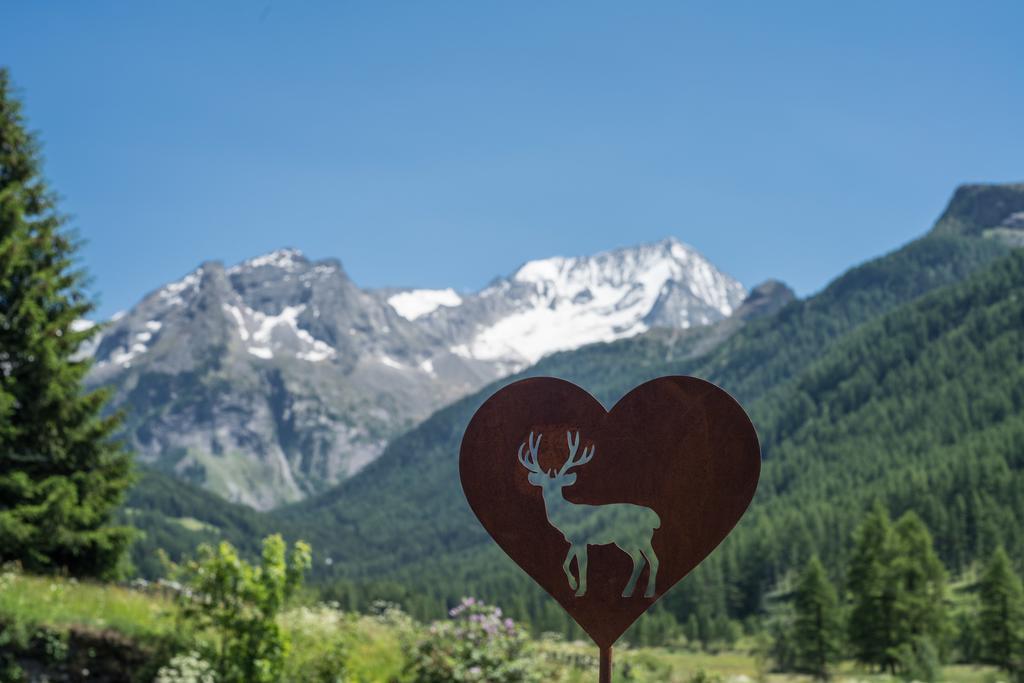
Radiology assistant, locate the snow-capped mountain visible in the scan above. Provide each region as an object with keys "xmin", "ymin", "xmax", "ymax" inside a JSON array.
[
  {"xmin": 86, "ymin": 238, "xmax": 748, "ymax": 509},
  {"xmin": 392, "ymin": 237, "xmax": 746, "ymax": 368},
  {"xmin": 87, "ymin": 249, "xmax": 495, "ymax": 509}
]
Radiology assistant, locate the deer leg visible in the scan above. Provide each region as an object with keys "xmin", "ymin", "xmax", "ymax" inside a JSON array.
[
  {"xmin": 640, "ymin": 538, "xmax": 659, "ymax": 598},
  {"xmin": 562, "ymin": 546, "xmax": 578, "ymax": 591},
  {"xmin": 575, "ymin": 546, "xmax": 588, "ymax": 597},
  {"xmin": 621, "ymin": 548, "xmax": 646, "ymax": 598}
]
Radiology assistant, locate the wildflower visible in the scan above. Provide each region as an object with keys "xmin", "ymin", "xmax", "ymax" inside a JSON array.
[{"xmin": 408, "ymin": 598, "xmax": 539, "ymax": 682}]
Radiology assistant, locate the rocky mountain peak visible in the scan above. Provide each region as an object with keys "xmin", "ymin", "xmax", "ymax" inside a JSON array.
[
  {"xmin": 226, "ymin": 247, "xmax": 310, "ymax": 273},
  {"xmin": 429, "ymin": 237, "xmax": 747, "ymax": 366},
  {"xmin": 733, "ymin": 279, "xmax": 796, "ymax": 321},
  {"xmin": 930, "ymin": 182, "xmax": 1024, "ymax": 240}
]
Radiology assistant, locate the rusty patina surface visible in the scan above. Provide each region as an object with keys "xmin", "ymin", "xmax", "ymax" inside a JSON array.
[{"xmin": 459, "ymin": 376, "xmax": 760, "ymax": 649}]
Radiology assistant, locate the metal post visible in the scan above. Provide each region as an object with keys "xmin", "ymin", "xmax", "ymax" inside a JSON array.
[{"xmin": 599, "ymin": 645, "xmax": 612, "ymax": 683}]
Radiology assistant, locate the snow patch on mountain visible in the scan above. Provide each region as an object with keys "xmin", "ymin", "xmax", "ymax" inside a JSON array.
[
  {"xmin": 388, "ymin": 288, "xmax": 463, "ymax": 321},
  {"xmin": 228, "ymin": 248, "xmax": 306, "ymax": 274},
  {"xmin": 247, "ymin": 346, "xmax": 274, "ymax": 360},
  {"xmin": 378, "ymin": 355, "xmax": 407, "ymax": 370},
  {"xmin": 222, "ymin": 302, "xmax": 336, "ymax": 362},
  {"xmin": 160, "ymin": 269, "xmax": 203, "ymax": 306},
  {"xmin": 93, "ymin": 322, "xmax": 164, "ymax": 369}
]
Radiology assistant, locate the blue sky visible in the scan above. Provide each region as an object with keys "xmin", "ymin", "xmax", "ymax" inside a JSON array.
[{"xmin": 5, "ymin": 2, "xmax": 1023, "ymax": 318}]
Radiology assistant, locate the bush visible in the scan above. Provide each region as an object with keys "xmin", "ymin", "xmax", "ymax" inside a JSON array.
[
  {"xmin": 172, "ymin": 534, "xmax": 312, "ymax": 683},
  {"xmin": 278, "ymin": 605, "xmax": 349, "ymax": 682},
  {"xmin": 405, "ymin": 597, "xmax": 540, "ymax": 682},
  {"xmin": 154, "ymin": 651, "xmax": 216, "ymax": 683},
  {"xmin": 893, "ymin": 636, "xmax": 941, "ymax": 683}
]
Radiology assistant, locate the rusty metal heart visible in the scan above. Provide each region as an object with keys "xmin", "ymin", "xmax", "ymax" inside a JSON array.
[{"xmin": 459, "ymin": 376, "xmax": 760, "ymax": 648}]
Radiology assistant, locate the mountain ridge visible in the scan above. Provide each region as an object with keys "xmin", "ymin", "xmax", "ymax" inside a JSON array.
[
  {"xmin": 930, "ymin": 182, "xmax": 1024, "ymax": 244},
  {"xmin": 88, "ymin": 237, "xmax": 747, "ymax": 508}
]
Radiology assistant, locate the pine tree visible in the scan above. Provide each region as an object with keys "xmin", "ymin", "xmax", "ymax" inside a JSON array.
[
  {"xmin": 792, "ymin": 555, "xmax": 842, "ymax": 679},
  {"xmin": 847, "ymin": 506, "xmax": 949, "ymax": 675},
  {"xmin": 889, "ymin": 512, "xmax": 949, "ymax": 680},
  {"xmin": 977, "ymin": 546, "xmax": 1024, "ymax": 675},
  {"xmin": 0, "ymin": 67, "xmax": 133, "ymax": 578},
  {"xmin": 848, "ymin": 502, "xmax": 896, "ymax": 671}
]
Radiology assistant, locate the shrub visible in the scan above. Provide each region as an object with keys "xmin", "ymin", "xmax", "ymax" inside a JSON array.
[
  {"xmin": 172, "ymin": 534, "xmax": 312, "ymax": 683},
  {"xmin": 405, "ymin": 597, "xmax": 540, "ymax": 682},
  {"xmin": 279, "ymin": 605, "xmax": 348, "ymax": 682},
  {"xmin": 893, "ymin": 636, "xmax": 941, "ymax": 683},
  {"xmin": 687, "ymin": 670, "xmax": 723, "ymax": 683},
  {"xmin": 154, "ymin": 651, "xmax": 216, "ymax": 683}
]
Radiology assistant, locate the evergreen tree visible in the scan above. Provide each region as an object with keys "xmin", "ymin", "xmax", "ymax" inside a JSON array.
[
  {"xmin": 791, "ymin": 555, "xmax": 842, "ymax": 679},
  {"xmin": 684, "ymin": 613, "xmax": 701, "ymax": 649},
  {"xmin": 977, "ymin": 546, "xmax": 1024, "ymax": 675},
  {"xmin": 765, "ymin": 604, "xmax": 797, "ymax": 674},
  {"xmin": 848, "ymin": 502, "xmax": 896, "ymax": 670},
  {"xmin": 848, "ymin": 507, "xmax": 949, "ymax": 674},
  {"xmin": 889, "ymin": 512, "xmax": 949, "ymax": 678},
  {"xmin": 0, "ymin": 67, "xmax": 133, "ymax": 578}
]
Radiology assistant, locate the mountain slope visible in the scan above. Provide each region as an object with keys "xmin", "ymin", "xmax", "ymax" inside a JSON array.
[
  {"xmin": 88, "ymin": 250, "xmax": 492, "ymax": 508},
  {"xmin": 644, "ymin": 232, "xmax": 1011, "ymax": 407},
  {"xmin": 283, "ymin": 245, "xmax": 1023, "ymax": 635},
  {"xmin": 707, "ymin": 246, "xmax": 1024, "ymax": 616},
  {"xmin": 121, "ymin": 467, "xmax": 269, "ymax": 578},
  {"xmin": 89, "ymin": 240, "xmax": 745, "ymax": 508}
]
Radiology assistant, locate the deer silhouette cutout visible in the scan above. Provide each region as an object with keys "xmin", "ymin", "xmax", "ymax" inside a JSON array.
[{"xmin": 518, "ymin": 431, "xmax": 660, "ymax": 598}]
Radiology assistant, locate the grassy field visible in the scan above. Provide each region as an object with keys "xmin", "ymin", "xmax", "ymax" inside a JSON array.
[
  {"xmin": 0, "ymin": 569, "xmax": 1005, "ymax": 682},
  {"xmin": 0, "ymin": 570, "xmax": 176, "ymax": 641},
  {"xmin": 534, "ymin": 638, "xmax": 1002, "ymax": 683}
]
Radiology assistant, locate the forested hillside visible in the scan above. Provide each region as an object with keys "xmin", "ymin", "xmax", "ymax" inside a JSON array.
[
  {"xmin": 710, "ymin": 247, "xmax": 1024, "ymax": 615},
  {"xmin": 571, "ymin": 233, "xmax": 1010, "ymax": 408},
  {"xmin": 121, "ymin": 468, "xmax": 268, "ymax": 577},
  {"xmin": 280, "ymin": 244, "xmax": 1024, "ymax": 638},
  {"xmin": 250, "ymin": 237, "xmax": 1017, "ymax": 627}
]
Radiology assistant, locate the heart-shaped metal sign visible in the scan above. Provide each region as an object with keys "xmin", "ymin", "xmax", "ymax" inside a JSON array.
[{"xmin": 459, "ymin": 376, "xmax": 760, "ymax": 651}]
